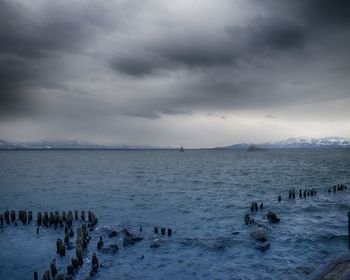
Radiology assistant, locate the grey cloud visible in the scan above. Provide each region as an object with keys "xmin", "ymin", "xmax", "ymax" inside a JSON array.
[
  {"xmin": 0, "ymin": 0, "xmax": 124, "ymax": 117},
  {"xmin": 0, "ymin": 0, "xmax": 350, "ymax": 144}
]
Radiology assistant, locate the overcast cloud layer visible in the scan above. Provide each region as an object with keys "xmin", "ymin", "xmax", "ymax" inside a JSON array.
[{"xmin": 0, "ymin": 0, "xmax": 349, "ymax": 147}]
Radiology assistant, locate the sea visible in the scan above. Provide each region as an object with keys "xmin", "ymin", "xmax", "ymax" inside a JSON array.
[{"xmin": 0, "ymin": 149, "xmax": 349, "ymax": 280}]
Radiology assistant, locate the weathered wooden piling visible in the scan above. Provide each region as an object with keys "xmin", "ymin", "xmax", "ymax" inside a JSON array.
[
  {"xmin": 0, "ymin": 214, "xmax": 3, "ymax": 226},
  {"xmin": 161, "ymin": 227, "xmax": 166, "ymax": 235},
  {"xmin": 74, "ymin": 210, "xmax": 78, "ymax": 220},
  {"xmin": 28, "ymin": 211, "xmax": 32, "ymax": 222},
  {"xmin": 97, "ymin": 236, "xmax": 103, "ymax": 249},
  {"xmin": 299, "ymin": 189, "xmax": 302, "ymax": 198},
  {"xmin": 53, "ymin": 213, "xmax": 59, "ymax": 228},
  {"xmin": 5, "ymin": 210, "xmax": 10, "ymax": 224},
  {"xmin": 43, "ymin": 212, "xmax": 49, "ymax": 227},
  {"xmin": 59, "ymin": 242, "xmax": 66, "ymax": 256},
  {"xmin": 81, "ymin": 210, "xmax": 85, "ymax": 221},
  {"xmin": 91, "ymin": 253, "xmax": 99, "ymax": 273},
  {"xmin": 154, "ymin": 227, "xmax": 159, "ymax": 234},
  {"xmin": 88, "ymin": 211, "xmax": 92, "ymax": 223},
  {"xmin": 11, "ymin": 210, "xmax": 16, "ymax": 222},
  {"xmin": 167, "ymin": 228, "xmax": 172, "ymax": 237},
  {"xmin": 37, "ymin": 212, "xmax": 42, "ymax": 225},
  {"xmin": 50, "ymin": 259, "xmax": 57, "ymax": 278},
  {"xmin": 49, "ymin": 212, "xmax": 53, "ymax": 226},
  {"xmin": 292, "ymin": 189, "xmax": 295, "ymax": 199},
  {"xmin": 254, "ymin": 202, "xmax": 258, "ymax": 211},
  {"xmin": 62, "ymin": 211, "xmax": 66, "ymax": 222},
  {"xmin": 43, "ymin": 270, "xmax": 50, "ymax": 280},
  {"xmin": 34, "ymin": 271, "xmax": 38, "ymax": 280},
  {"xmin": 68, "ymin": 227, "xmax": 74, "ymax": 238},
  {"xmin": 56, "ymin": 239, "xmax": 65, "ymax": 256},
  {"xmin": 71, "ymin": 258, "xmax": 78, "ymax": 269},
  {"xmin": 67, "ymin": 211, "xmax": 73, "ymax": 226},
  {"xmin": 278, "ymin": 195, "xmax": 281, "ymax": 202},
  {"xmin": 90, "ymin": 212, "xmax": 97, "ymax": 226},
  {"xmin": 64, "ymin": 232, "xmax": 69, "ymax": 244},
  {"xmin": 348, "ymin": 211, "xmax": 350, "ymax": 250},
  {"xmin": 76, "ymin": 243, "xmax": 83, "ymax": 266},
  {"xmin": 22, "ymin": 210, "xmax": 27, "ymax": 224},
  {"xmin": 67, "ymin": 264, "xmax": 74, "ymax": 276}
]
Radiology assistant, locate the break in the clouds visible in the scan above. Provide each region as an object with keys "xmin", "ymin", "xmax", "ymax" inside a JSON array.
[{"xmin": 0, "ymin": 0, "xmax": 350, "ymax": 147}]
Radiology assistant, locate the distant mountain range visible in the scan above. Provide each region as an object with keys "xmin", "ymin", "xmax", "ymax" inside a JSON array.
[
  {"xmin": 214, "ymin": 137, "xmax": 350, "ymax": 150},
  {"xmin": 0, "ymin": 139, "xmax": 166, "ymax": 150},
  {"xmin": 0, "ymin": 137, "xmax": 349, "ymax": 150}
]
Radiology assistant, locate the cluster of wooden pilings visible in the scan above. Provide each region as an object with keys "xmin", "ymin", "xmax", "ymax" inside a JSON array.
[
  {"xmin": 0, "ymin": 210, "xmax": 33, "ymax": 226},
  {"xmin": 243, "ymin": 183, "xmax": 349, "ymax": 251},
  {"xmin": 35, "ymin": 211, "xmax": 99, "ymax": 279},
  {"xmin": 154, "ymin": 226, "xmax": 172, "ymax": 237},
  {"xmin": 35, "ymin": 210, "xmax": 98, "ymax": 229},
  {"xmin": 0, "ymin": 209, "xmax": 98, "ymax": 279},
  {"xmin": 328, "ymin": 183, "xmax": 347, "ymax": 193},
  {"xmin": 285, "ymin": 188, "xmax": 318, "ymax": 200}
]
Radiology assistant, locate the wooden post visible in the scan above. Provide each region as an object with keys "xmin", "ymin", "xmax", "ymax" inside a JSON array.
[{"xmin": 348, "ymin": 211, "xmax": 350, "ymax": 250}]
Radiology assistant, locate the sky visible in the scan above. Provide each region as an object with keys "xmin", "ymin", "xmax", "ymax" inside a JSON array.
[{"xmin": 0, "ymin": 0, "xmax": 349, "ymax": 148}]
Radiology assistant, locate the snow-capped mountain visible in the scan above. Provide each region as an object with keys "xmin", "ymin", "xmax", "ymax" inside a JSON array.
[{"xmin": 215, "ymin": 137, "xmax": 350, "ymax": 149}]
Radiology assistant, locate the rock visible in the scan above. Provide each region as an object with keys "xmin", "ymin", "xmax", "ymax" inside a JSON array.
[
  {"xmin": 254, "ymin": 227, "xmax": 267, "ymax": 242},
  {"xmin": 308, "ymin": 251, "xmax": 350, "ymax": 280},
  {"xmin": 108, "ymin": 230, "xmax": 118, "ymax": 238},
  {"xmin": 256, "ymin": 241, "xmax": 270, "ymax": 251},
  {"xmin": 150, "ymin": 243, "xmax": 160, "ymax": 248},
  {"xmin": 123, "ymin": 236, "xmax": 135, "ymax": 247},
  {"xmin": 267, "ymin": 211, "xmax": 280, "ymax": 223},
  {"xmin": 101, "ymin": 244, "xmax": 119, "ymax": 254},
  {"xmin": 122, "ymin": 228, "xmax": 143, "ymax": 241},
  {"xmin": 100, "ymin": 260, "xmax": 112, "ymax": 268}
]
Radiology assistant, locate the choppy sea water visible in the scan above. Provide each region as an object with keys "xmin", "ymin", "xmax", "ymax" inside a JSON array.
[{"xmin": 0, "ymin": 149, "xmax": 349, "ymax": 280}]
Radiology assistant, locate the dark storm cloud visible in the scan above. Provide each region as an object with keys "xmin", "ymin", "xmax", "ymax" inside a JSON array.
[
  {"xmin": 110, "ymin": 0, "xmax": 349, "ymax": 75},
  {"xmin": 107, "ymin": 0, "xmax": 350, "ymax": 120},
  {"xmin": 0, "ymin": 0, "xmax": 117, "ymax": 117},
  {"xmin": 1, "ymin": 0, "xmax": 350, "ymax": 125}
]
